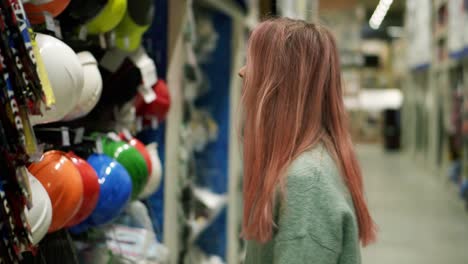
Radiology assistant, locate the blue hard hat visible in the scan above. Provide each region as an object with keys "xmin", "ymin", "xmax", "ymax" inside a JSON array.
[{"xmin": 69, "ymin": 154, "xmax": 132, "ymax": 233}]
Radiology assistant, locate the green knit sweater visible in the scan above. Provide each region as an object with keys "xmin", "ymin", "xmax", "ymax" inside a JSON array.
[{"xmin": 245, "ymin": 145, "xmax": 361, "ymax": 264}]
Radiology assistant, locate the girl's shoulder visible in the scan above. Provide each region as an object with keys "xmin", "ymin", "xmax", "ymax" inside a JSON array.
[{"xmin": 278, "ymin": 145, "xmax": 357, "ymax": 245}]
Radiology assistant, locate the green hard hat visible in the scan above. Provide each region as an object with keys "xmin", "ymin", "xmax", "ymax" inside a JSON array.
[{"xmin": 102, "ymin": 138, "xmax": 148, "ymax": 199}]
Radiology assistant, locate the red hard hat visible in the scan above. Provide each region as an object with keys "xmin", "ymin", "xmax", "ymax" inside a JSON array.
[
  {"xmin": 24, "ymin": 0, "xmax": 71, "ymax": 25},
  {"xmin": 135, "ymin": 80, "xmax": 171, "ymax": 123},
  {"xmin": 28, "ymin": 150, "xmax": 83, "ymax": 232},
  {"xmin": 65, "ymin": 152, "xmax": 100, "ymax": 227}
]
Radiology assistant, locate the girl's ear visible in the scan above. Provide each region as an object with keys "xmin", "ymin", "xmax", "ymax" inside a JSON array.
[{"xmin": 238, "ymin": 65, "xmax": 246, "ymax": 78}]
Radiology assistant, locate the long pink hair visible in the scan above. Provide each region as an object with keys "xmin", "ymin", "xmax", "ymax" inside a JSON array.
[{"xmin": 241, "ymin": 18, "xmax": 376, "ymax": 245}]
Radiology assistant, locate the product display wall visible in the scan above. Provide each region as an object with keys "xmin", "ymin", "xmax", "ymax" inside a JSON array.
[
  {"xmin": 0, "ymin": 0, "xmax": 253, "ymax": 263},
  {"xmin": 403, "ymin": 0, "xmax": 468, "ymax": 210},
  {"xmin": 193, "ymin": 10, "xmax": 232, "ymax": 259},
  {"xmin": 0, "ymin": 0, "xmax": 171, "ymax": 263}
]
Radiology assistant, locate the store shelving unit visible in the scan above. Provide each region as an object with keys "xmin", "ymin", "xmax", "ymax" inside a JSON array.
[
  {"xmin": 163, "ymin": 1, "xmax": 250, "ymax": 263},
  {"xmin": 403, "ymin": 0, "xmax": 468, "ymax": 196}
]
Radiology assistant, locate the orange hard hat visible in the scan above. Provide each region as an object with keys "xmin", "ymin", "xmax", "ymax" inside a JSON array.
[
  {"xmin": 28, "ymin": 150, "xmax": 84, "ymax": 233},
  {"xmin": 24, "ymin": 0, "xmax": 71, "ymax": 25}
]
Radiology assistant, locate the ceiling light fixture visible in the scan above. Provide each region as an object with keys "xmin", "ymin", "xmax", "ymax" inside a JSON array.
[{"xmin": 369, "ymin": 0, "xmax": 393, "ymax": 30}]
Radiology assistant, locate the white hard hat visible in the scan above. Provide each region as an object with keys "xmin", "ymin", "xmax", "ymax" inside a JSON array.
[
  {"xmin": 63, "ymin": 51, "xmax": 103, "ymax": 121},
  {"xmin": 139, "ymin": 143, "xmax": 162, "ymax": 199},
  {"xmin": 26, "ymin": 171, "xmax": 53, "ymax": 245},
  {"xmin": 30, "ymin": 33, "xmax": 84, "ymax": 125}
]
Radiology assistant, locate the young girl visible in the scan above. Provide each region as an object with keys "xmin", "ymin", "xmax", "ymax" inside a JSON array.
[{"xmin": 239, "ymin": 18, "xmax": 376, "ymax": 264}]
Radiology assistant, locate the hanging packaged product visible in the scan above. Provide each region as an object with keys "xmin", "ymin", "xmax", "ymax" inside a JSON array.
[
  {"xmin": 0, "ymin": 155, "xmax": 33, "ymax": 251},
  {"xmin": 0, "ymin": 1, "xmax": 44, "ymax": 155},
  {"xmin": 3, "ymin": 0, "xmax": 45, "ymax": 106},
  {"xmin": 0, "ymin": 60, "xmax": 27, "ymax": 155},
  {"xmin": 0, "ymin": 186, "xmax": 22, "ymax": 263},
  {"xmin": 114, "ymin": 0, "xmax": 154, "ymax": 52}
]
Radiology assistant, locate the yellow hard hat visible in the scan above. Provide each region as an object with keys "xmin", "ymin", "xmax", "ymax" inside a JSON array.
[
  {"xmin": 114, "ymin": 0, "xmax": 154, "ymax": 51},
  {"xmin": 85, "ymin": 0, "xmax": 127, "ymax": 35}
]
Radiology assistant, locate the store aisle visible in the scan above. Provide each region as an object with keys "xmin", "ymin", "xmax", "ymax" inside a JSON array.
[{"xmin": 359, "ymin": 145, "xmax": 468, "ymax": 264}]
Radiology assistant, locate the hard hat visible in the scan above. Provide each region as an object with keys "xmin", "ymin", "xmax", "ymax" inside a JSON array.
[
  {"xmin": 30, "ymin": 33, "xmax": 84, "ymax": 125},
  {"xmin": 63, "ymin": 51, "xmax": 103, "ymax": 121},
  {"xmin": 139, "ymin": 143, "xmax": 162, "ymax": 199},
  {"xmin": 65, "ymin": 152, "xmax": 100, "ymax": 227},
  {"xmin": 28, "ymin": 150, "xmax": 84, "ymax": 233},
  {"xmin": 57, "ymin": 0, "xmax": 109, "ymax": 29},
  {"xmin": 83, "ymin": 154, "xmax": 132, "ymax": 227},
  {"xmin": 114, "ymin": 0, "xmax": 154, "ymax": 52},
  {"xmin": 135, "ymin": 80, "xmax": 171, "ymax": 123},
  {"xmin": 85, "ymin": 0, "xmax": 127, "ymax": 34},
  {"xmin": 99, "ymin": 57, "xmax": 142, "ymax": 106},
  {"xmin": 102, "ymin": 139, "xmax": 148, "ymax": 199},
  {"xmin": 26, "ymin": 171, "xmax": 52, "ymax": 245},
  {"xmin": 23, "ymin": 0, "xmax": 71, "ymax": 25},
  {"xmin": 119, "ymin": 132, "xmax": 152, "ymax": 175}
]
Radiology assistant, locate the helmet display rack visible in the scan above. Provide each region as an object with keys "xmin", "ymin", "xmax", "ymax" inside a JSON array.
[
  {"xmin": 0, "ymin": 0, "xmax": 262, "ymax": 263},
  {"xmin": 0, "ymin": 0, "xmax": 170, "ymax": 263}
]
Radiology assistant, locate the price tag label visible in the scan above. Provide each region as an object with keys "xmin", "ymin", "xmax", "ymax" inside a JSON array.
[
  {"xmin": 129, "ymin": 47, "xmax": 158, "ymax": 90},
  {"xmin": 106, "ymin": 225, "xmax": 150, "ymax": 259},
  {"xmin": 100, "ymin": 49, "xmax": 128, "ymax": 73},
  {"xmin": 54, "ymin": 20, "xmax": 62, "ymax": 39},
  {"xmin": 124, "ymin": 36, "xmax": 130, "ymax": 49},
  {"xmin": 99, "ymin": 34, "xmax": 107, "ymax": 49},
  {"xmin": 61, "ymin": 127, "xmax": 70, "ymax": 146},
  {"xmin": 43, "ymin": 12, "xmax": 55, "ymax": 32},
  {"xmin": 122, "ymin": 128, "xmax": 132, "ymax": 141},
  {"xmin": 136, "ymin": 116, "xmax": 143, "ymax": 132},
  {"xmin": 108, "ymin": 32, "xmax": 116, "ymax": 48},
  {"xmin": 73, "ymin": 127, "xmax": 85, "ymax": 144},
  {"xmin": 78, "ymin": 26, "xmax": 88, "ymax": 41},
  {"xmin": 138, "ymin": 84, "xmax": 156, "ymax": 104},
  {"xmin": 107, "ymin": 132, "xmax": 120, "ymax": 142},
  {"xmin": 95, "ymin": 137, "xmax": 103, "ymax": 154},
  {"xmin": 151, "ymin": 117, "xmax": 158, "ymax": 129}
]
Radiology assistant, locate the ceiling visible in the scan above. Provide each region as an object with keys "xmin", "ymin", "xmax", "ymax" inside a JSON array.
[
  {"xmin": 318, "ymin": 0, "xmax": 405, "ymax": 39},
  {"xmin": 360, "ymin": 0, "xmax": 405, "ymax": 12},
  {"xmin": 320, "ymin": 0, "xmax": 405, "ymax": 21}
]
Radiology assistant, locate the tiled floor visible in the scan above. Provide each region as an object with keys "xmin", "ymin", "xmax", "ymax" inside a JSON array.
[{"xmin": 359, "ymin": 144, "xmax": 468, "ymax": 264}]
